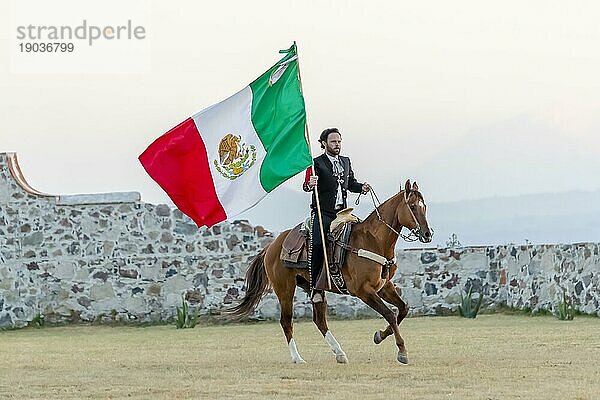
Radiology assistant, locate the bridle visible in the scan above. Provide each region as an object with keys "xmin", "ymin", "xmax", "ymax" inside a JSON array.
[{"xmin": 357, "ymin": 188, "xmax": 431, "ymax": 242}]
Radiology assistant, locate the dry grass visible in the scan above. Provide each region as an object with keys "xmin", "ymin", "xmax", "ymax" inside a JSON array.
[{"xmin": 1, "ymin": 315, "xmax": 599, "ymax": 400}]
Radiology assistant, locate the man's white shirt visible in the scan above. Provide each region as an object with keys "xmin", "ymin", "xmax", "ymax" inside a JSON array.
[{"xmin": 326, "ymin": 153, "xmax": 344, "ymax": 209}]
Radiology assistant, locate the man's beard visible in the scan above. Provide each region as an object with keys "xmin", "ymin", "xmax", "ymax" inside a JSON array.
[{"xmin": 327, "ymin": 146, "xmax": 340, "ymax": 155}]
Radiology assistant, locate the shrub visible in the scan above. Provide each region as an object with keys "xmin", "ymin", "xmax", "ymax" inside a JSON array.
[
  {"xmin": 176, "ymin": 296, "xmax": 198, "ymax": 329},
  {"xmin": 30, "ymin": 312, "xmax": 45, "ymax": 328},
  {"xmin": 458, "ymin": 286, "xmax": 484, "ymax": 318}
]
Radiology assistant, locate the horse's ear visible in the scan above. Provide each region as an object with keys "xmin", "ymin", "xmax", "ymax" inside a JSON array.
[
  {"xmin": 404, "ymin": 179, "xmax": 411, "ymax": 193},
  {"xmin": 412, "ymin": 181, "xmax": 419, "ymax": 192}
]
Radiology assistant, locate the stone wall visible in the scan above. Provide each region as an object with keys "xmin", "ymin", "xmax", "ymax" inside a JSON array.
[
  {"xmin": 1, "ymin": 152, "xmax": 598, "ymax": 328},
  {"xmin": 0, "ymin": 153, "xmax": 270, "ymax": 328},
  {"xmin": 394, "ymin": 244, "xmax": 599, "ymax": 317}
]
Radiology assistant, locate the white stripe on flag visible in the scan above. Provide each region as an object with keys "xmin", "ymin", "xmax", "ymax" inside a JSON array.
[{"xmin": 192, "ymin": 86, "xmax": 267, "ymax": 218}]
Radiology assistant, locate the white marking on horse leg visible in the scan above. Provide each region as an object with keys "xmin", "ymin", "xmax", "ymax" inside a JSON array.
[
  {"xmin": 325, "ymin": 331, "xmax": 348, "ymax": 363},
  {"xmin": 288, "ymin": 338, "xmax": 306, "ymax": 364}
]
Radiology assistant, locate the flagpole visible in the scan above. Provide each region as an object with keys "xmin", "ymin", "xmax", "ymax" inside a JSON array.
[{"xmin": 294, "ymin": 41, "xmax": 332, "ymax": 292}]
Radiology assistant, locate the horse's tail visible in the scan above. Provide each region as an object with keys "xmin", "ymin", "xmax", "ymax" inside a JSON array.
[{"xmin": 222, "ymin": 247, "xmax": 271, "ymax": 320}]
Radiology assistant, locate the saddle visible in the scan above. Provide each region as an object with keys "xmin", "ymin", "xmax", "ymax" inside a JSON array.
[
  {"xmin": 280, "ymin": 221, "xmax": 310, "ymax": 268},
  {"xmin": 280, "ymin": 209, "xmax": 359, "ymax": 294}
]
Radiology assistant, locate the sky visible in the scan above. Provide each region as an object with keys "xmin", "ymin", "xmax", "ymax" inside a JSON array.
[{"xmin": 2, "ymin": 0, "xmax": 600, "ymax": 232}]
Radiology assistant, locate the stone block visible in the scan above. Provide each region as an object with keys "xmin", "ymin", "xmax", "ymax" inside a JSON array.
[
  {"xmin": 140, "ymin": 265, "xmax": 161, "ymax": 280},
  {"xmin": 163, "ymin": 275, "xmax": 190, "ymax": 293},
  {"xmin": 400, "ymin": 287, "xmax": 424, "ymax": 308},
  {"xmin": 185, "ymin": 289, "xmax": 204, "ymax": 305},
  {"xmin": 193, "ymin": 272, "xmax": 209, "ymax": 288},
  {"xmin": 155, "ymin": 204, "xmax": 171, "ymax": 217},
  {"xmin": 21, "ymin": 231, "xmax": 44, "ymax": 247},
  {"xmin": 442, "ymin": 285, "xmax": 460, "ymax": 300},
  {"xmin": 92, "ymin": 298, "xmax": 121, "ymax": 313},
  {"xmin": 174, "ymin": 221, "xmax": 197, "ymax": 236},
  {"xmin": 121, "ymin": 296, "xmax": 145, "ymax": 314},
  {"xmin": 77, "ymin": 296, "xmax": 92, "ymax": 308},
  {"xmin": 420, "ymin": 251, "xmax": 437, "ymax": 264},
  {"xmin": 119, "ymin": 269, "xmax": 138, "ymax": 279},
  {"xmin": 354, "ymin": 305, "xmax": 378, "ymax": 318},
  {"xmin": 0, "ymin": 312, "xmax": 13, "ymax": 328},
  {"xmin": 258, "ymin": 297, "xmax": 280, "ymax": 319},
  {"xmin": 90, "ymin": 282, "xmax": 115, "ymax": 300},
  {"xmin": 54, "ymin": 261, "xmax": 75, "ymax": 280},
  {"xmin": 146, "ymin": 284, "xmax": 161, "ymax": 297},
  {"xmin": 424, "ymin": 282, "xmax": 438, "ymax": 296}
]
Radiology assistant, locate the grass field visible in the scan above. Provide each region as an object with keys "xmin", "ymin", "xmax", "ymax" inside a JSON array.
[{"xmin": 1, "ymin": 315, "xmax": 599, "ymax": 399}]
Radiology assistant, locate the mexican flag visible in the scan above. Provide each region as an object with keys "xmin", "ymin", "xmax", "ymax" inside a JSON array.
[{"xmin": 139, "ymin": 44, "xmax": 311, "ymax": 228}]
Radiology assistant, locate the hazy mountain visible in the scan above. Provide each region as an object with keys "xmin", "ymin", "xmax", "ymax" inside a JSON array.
[
  {"xmin": 427, "ymin": 190, "xmax": 600, "ymax": 247},
  {"xmin": 238, "ymin": 187, "xmax": 600, "ymax": 247},
  {"xmin": 409, "ymin": 115, "xmax": 600, "ymax": 203}
]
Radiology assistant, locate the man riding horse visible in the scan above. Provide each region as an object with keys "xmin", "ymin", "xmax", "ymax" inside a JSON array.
[
  {"xmin": 225, "ymin": 129, "xmax": 433, "ymax": 365},
  {"xmin": 303, "ymin": 127, "xmax": 371, "ymax": 303}
]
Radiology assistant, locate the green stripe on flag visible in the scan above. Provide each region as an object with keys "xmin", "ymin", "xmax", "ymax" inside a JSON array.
[{"xmin": 250, "ymin": 44, "xmax": 312, "ymax": 192}]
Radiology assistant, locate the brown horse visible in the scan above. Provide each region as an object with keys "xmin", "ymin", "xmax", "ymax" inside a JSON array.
[{"xmin": 224, "ymin": 180, "xmax": 433, "ymax": 364}]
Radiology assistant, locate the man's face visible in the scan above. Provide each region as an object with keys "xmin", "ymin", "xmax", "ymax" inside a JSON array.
[{"xmin": 324, "ymin": 132, "xmax": 342, "ymax": 156}]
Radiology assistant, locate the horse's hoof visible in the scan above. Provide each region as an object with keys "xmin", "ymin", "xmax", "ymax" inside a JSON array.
[
  {"xmin": 336, "ymin": 353, "xmax": 348, "ymax": 364},
  {"xmin": 397, "ymin": 353, "xmax": 409, "ymax": 365},
  {"xmin": 373, "ymin": 330, "xmax": 383, "ymax": 345}
]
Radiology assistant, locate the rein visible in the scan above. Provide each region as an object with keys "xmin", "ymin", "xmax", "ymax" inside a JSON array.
[
  {"xmin": 331, "ymin": 187, "xmax": 426, "ymax": 270},
  {"xmin": 356, "ymin": 189, "xmax": 421, "ymax": 242}
]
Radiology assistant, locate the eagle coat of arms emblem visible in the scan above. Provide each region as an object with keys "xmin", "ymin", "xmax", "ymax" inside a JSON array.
[{"xmin": 213, "ymin": 133, "xmax": 257, "ymax": 180}]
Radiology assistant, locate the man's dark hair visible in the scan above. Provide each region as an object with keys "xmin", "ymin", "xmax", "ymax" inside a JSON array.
[{"xmin": 319, "ymin": 128, "xmax": 341, "ymax": 149}]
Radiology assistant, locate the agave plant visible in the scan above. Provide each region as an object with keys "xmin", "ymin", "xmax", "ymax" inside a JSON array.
[
  {"xmin": 555, "ymin": 290, "xmax": 575, "ymax": 321},
  {"xmin": 458, "ymin": 286, "xmax": 484, "ymax": 318},
  {"xmin": 175, "ymin": 296, "xmax": 198, "ymax": 329}
]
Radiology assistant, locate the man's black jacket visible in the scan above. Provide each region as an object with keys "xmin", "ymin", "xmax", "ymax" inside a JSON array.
[{"xmin": 303, "ymin": 154, "xmax": 364, "ymax": 217}]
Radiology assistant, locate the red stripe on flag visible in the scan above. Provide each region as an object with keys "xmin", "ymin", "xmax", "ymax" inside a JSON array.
[
  {"xmin": 304, "ymin": 166, "xmax": 313, "ymax": 186},
  {"xmin": 139, "ymin": 118, "xmax": 226, "ymax": 227}
]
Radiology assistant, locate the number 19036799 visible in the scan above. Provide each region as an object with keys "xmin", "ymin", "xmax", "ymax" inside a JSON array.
[{"xmin": 19, "ymin": 42, "xmax": 74, "ymax": 52}]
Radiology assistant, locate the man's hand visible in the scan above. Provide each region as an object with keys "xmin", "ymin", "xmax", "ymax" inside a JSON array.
[
  {"xmin": 361, "ymin": 182, "xmax": 371, "ymax": 194},
  {"xmin": 308, "ymin": 175, "xmax": 318, "ymax": 189}
]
